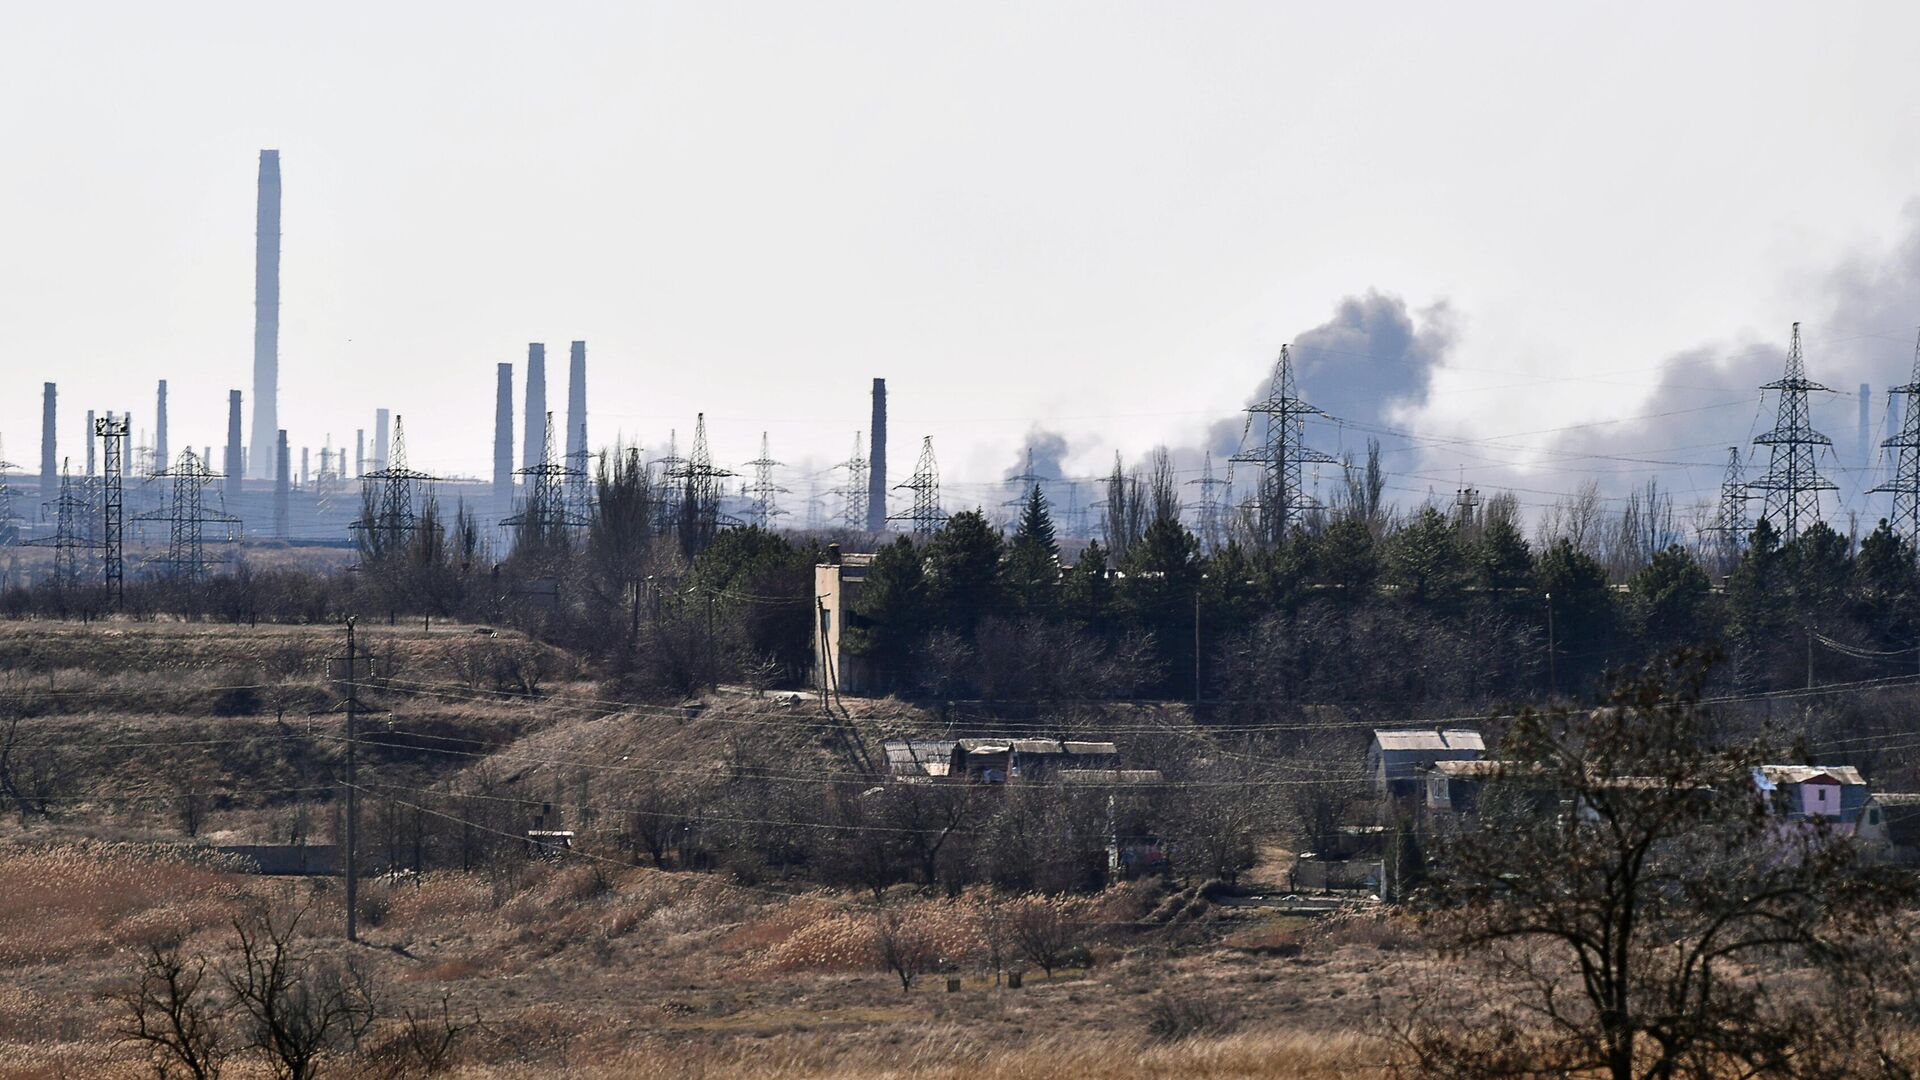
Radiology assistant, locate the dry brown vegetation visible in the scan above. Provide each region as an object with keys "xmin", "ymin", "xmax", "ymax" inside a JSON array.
[{"xmin": 0, "ymin": 840, "xmax": 1406, "ymax": 1078}]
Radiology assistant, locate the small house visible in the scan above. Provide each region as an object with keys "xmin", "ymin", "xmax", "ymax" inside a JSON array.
[
  {"xmin": 950, "ymin": 738, "xmax": 1122, "ymax": 784},
  {"xmin": 1368, "ymin": 728, "xmax": 1485, "ymax": 798},
  {"xmin": 1753, "ymin": 765, "xmax": 1869, "ymax": 824}
]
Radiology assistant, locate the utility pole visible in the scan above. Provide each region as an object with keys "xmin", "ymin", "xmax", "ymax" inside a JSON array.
[
  {"xmin": 1544, "ymin": 592, "xmax": 1557, "ymax": 697},
  {"xmin": 339, "ymin": 617, "xmax": 361, "ymax": 943}
]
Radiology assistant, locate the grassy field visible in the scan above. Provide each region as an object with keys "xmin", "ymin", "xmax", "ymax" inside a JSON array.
[
  {"xmin": 0, "ymin": 619, "xmax": 1409, "ymax": 1077},
  {"xmin": 0, "ymin": 841, "xmax": 1403, "ymax": 1078}
]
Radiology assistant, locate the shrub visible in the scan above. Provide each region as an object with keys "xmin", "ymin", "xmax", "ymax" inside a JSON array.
[{"xmin": 1145, "ymin": 994, "xmax": 1239, "ymax": 1043}]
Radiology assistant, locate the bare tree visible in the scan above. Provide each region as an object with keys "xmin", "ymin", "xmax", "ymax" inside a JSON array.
[
  {"xmin": 872, "ymin": 907, "xmax": 938, "ymax": 992},
  {"xmin": 1006, "ymin": 895, "xmax": 1083, "ymax": 979},
  {"xmin": 1407, "ymin": 650, "xmax": 1918, "ymax": 1079},
  {"xmin": 223, "ymin": 904, "xmax": 378, "ymax": 1080},
  {"xmin": 120, "ymin": 941, "xmax": 229, "ymax": 1080}
]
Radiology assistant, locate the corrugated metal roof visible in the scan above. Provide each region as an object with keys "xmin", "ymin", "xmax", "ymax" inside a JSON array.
[
  {"xmin": 1430, "ymin": 759, "xmax": 1507, "ymax": 778},
  {"xmin": 956, "ymin": 738, "xmax": 1119, "ymax": 756},
  {"xmin": 883, "ymin": 739, "xmax": 958, "ymax": 776},
  {"xmin": 1757, "ymin": 764, "xmax": 1866, "ymax": 787},
  {"xmin": 1373, "ymin": 728, "xmax": 1485, "ymax": 753},
  {"xmin": 1059, "ymin": 769, "xmax": 1164, "ymax": 785}
]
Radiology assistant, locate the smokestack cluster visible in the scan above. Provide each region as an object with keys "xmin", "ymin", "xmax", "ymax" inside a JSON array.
[
  {"xmin": 523, "ymin": 344, "xmax": 547, "ymax": 468},
  {"xmin": 566, "ymin": 341, "xmax": 587, "ymax": 468},
  {"xmin": 494, "ymin": 362, "xmax": 515, "ymax": 515},
  {"xmin": 867, "ymin": 378, "xmax": 887, "ymax": 531},
  {"xmin": 248, "ymin": 150, "xmax": 281, "ymax": 480},
  {"xmin": 225, "ymin": 391, "xmax": 244, "ymax": 499},
  {"xmin": 39, "ymin": 383, "xmax": 56, "ymax": 503},
  {"xmin": 155, "ymin": 380, "xmax": 169, "ymax": 472}
]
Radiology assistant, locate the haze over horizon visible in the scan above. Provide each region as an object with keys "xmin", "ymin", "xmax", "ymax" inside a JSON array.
[{"xmin": 7, "ymin": 2, "xmax": 1920, "ymax": 526}]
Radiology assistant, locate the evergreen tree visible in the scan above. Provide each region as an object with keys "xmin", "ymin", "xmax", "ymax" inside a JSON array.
[
  {"xmin": 1312, "ymin": 515, "xmax": 1378, "ymax": 601},
  {"xmin": 1629, "ymin": 544, "xmax": 1716, "ymax": 652},
  {"xmin": 1385, "ymin": 506, "xmax": 1470, "ymax": 609},
  {"xmin": 846, "ymin": 536, "xmax": 928, "ymax": 683},
  {"xmin": 1537, "ymin": 538, "xmax": 1616, "ymax": 690},
  {"xmin": 1064, "ymin": 538, "xmax": 1112, "ymax": 628},
  {"xmin": 1853, "ymin": 519, "xmax": 1919, "ymax": 646},
  {"xmin": 925, "ymin": 510, "xmax": 1005, "ymax": 635},
  {"xmin": 1004, "ymin": 485, "xmax": 1060, "ymax": 613}
]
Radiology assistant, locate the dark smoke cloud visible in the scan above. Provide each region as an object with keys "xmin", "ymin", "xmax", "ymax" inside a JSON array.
[
  {"xmin": 1003, "ymin": 426, "xmax": 1071, "ymax": 483},
  {"xmin": 1544, "ymin": 210, "xmax": 1920, "ymax": 514},
  {"xmin": 1192, "ymin": 290, "xmax": 1455, "ymax": 479}
]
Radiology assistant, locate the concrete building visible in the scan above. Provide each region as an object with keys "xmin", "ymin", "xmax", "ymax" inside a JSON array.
[{"xmin": 813, "ymin": 547, "xmax": 875, "ymax": 693}]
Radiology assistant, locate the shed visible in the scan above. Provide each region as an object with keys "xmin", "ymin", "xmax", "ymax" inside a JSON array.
[
  {"xmin": 1368, "ymin": 729, "xmax": 1485, "ymax": 797},
  {"xmin": 882, "ymin": 739, "xmax": 956, "ymax": 779}
]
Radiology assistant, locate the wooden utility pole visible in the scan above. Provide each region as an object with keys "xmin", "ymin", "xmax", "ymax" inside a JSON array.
[{"xmin": 342, "ymin": 617, "xmax": 360, "ymax": 943}]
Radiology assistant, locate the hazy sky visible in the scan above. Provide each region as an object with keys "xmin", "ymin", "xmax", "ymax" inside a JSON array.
[{"xmin": 6, "ymin": 2, "xmax": 1920, "ymax": 520}]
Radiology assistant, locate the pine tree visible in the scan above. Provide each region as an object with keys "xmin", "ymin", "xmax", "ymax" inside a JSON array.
[{"xmin": 1005, "ymin": 485, "xmax": 1060, "ymax": 613}]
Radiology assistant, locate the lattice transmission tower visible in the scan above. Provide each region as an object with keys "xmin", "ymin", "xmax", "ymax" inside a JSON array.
[
  {"xmin": 135, "ymin": 450, "xmax": 241, "ymax": 583},
  {"xmin": 35, "ymin": 462, "xmax": 99, "ymax": 588},
  {"xmin": 93, "ymin": 416, "xmax": 129, "ymax": 604},
  {"xmin": 1231, "ymin": 344, "xmax": 1338, "ymax": 549},
  {"xmin": 668, "ymin": 414, "xmax": 734, "ymax": 554},
  {"xmin": 892, "ymin": 436, "xmax": 944, "ymax": 537},
  {"xmin": 1701, "ymin": 446, "xmax": 1749, "ymax": 569},
  {"xmin": 0, "ymin": 437, "xmax": 20, "ymax": 545},
  {"xmin": 1003, "ymin": 448, "xmax": 1045, "ymax": 514},
  {"xmin": 652, "ymin": 430, "xmax": 684, "ymax": 534},
  {"xmin": 1749, "ymin": 323, "xmax": 1836, "ymax": 539},
  {"xmin": 1185, "ymin": 450, "xmax": 1229, "ymax": 553},
  {"xmin": 503, "ymin": 411, "xmax": 588, "ymax": 551},
  {"xmin": 352, "ymin": 416, "xmax": 435, "ymax": 560},
  {"xmin": 837, "ymin": 431, "xmax": 869, "ymax": 531},
  {"xmin": 742, "ymin": 432, "xmax": 788, "ymax": 529},
  {"xmin": 1873, "ymin": 331, "xmax": 1920, "ymax": 549}
]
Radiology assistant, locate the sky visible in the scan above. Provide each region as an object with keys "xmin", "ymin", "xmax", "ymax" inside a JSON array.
[{"xmin": 6, "ymin": 2, "xmax": 1920, "ymax": 526}]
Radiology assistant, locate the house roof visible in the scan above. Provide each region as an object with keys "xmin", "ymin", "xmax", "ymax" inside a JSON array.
[
  {"xmin": 1059, "ymin": 769, "xmax": 1165, "ymax": 785},
  {"xmin": 1873, "ymin": 792, "xmax": 1920, "ymax": 807},
  {"xmin": 1430, "ymin": 759, "xmax": 1508, "ymax": 778},
  {"xmin": 1373, "ymin": 729, "xmax": 1485, "ymax": 753},
  {"xmin": 955, "ymin": 738, "xmax": 1119, "ymax": 756},
  {"xmin": 883, "ymin": 739, "xmax": 957, "ymax": 776},
  {"xmin": 1756, "ymin": 764, "xmax": 1867, "ymax": 788}
]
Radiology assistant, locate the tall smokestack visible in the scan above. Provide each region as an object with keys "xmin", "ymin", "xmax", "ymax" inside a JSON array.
[
  {"xmin": 248, "ymin": 150, "xmax": 281, "ymax": 480},
  {"xmin": 374, "ymin": 409, "xmax": 390, "ymax": 472},
  {"xmin": 300, "ymin": 447, "xmax": 310, "ymax": 488},
  {"xmin": 867, "ymin": 378, "xmax": 887, "ymax": 531},
  {"xmin": 523, "ymin": 344, "xmax": 547, "ymax": 469},
  {"xmin": 154, "ymin": 380, "xmax": 169, "ymax": 471},
  {"xmin": 39, "ymin": 383, "xmax": 56, "ymax": 503},
  {"xmin": 566, "ymin": 341, "xmax": 587, "ymax": 468},
  {"xmin": 121, "ymin": 413, "xmax": 132, "ymax": 478},
  {"xmin": 494, "ymin": 362, "xmax": 515, "ymax": 515},
  {"xmin": 85, "ymin": 410, "xmax": 96, "ymax": 476},
  {"xmin": 274, "ymin": 430, "xmax": 289, "ymax": 539},
  {"xmin": 225, "ymin": 391, "xmax": 244, "ymax": 499},
  {"xmin": 355, "ymin": 429, "xmax": 364, "ymax": 477}
]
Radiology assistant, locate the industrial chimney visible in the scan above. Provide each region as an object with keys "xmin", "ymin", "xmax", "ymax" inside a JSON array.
[
  {"xmin": 867, "ymin": 378, "xmax": 887, "ymax": 531},
  {"xmin": 85, "ymin": 410, "xmax": 96, "ymax": 477},
  {"xmin": 155, "ymin": 380, "xmax": 169, "ymax": 472},
  {"xmin": 39, "ymin": 383, "xmax": 56, "ymax": 504},
  {"xmin": 225, "ymin": 391, "xmax": 244, "ymax": 499},
  {"xmin": 374, "ymin": 409, "xmax": 390, "ymax": 472},
  {"xmin": 274, "ymin": 430, "xmax": 290, "ymax": 539},
  {"xmin": 523, "ymin": 344, "xmax": 547, "ymax": 470},
  {"xmin": 249, "ymin": 150, "xmax": 281, "ymax": 480},
  {"xmin": 494, "ymin": 362, "xmax": 515, "ymax": 516},
  {"xmin": 566, "ymin": 341, "xmax": 587, "ymax": 469},
  {"xmin": 355, "ymin": 429, "xmax": 364, "ymax": 477}
]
